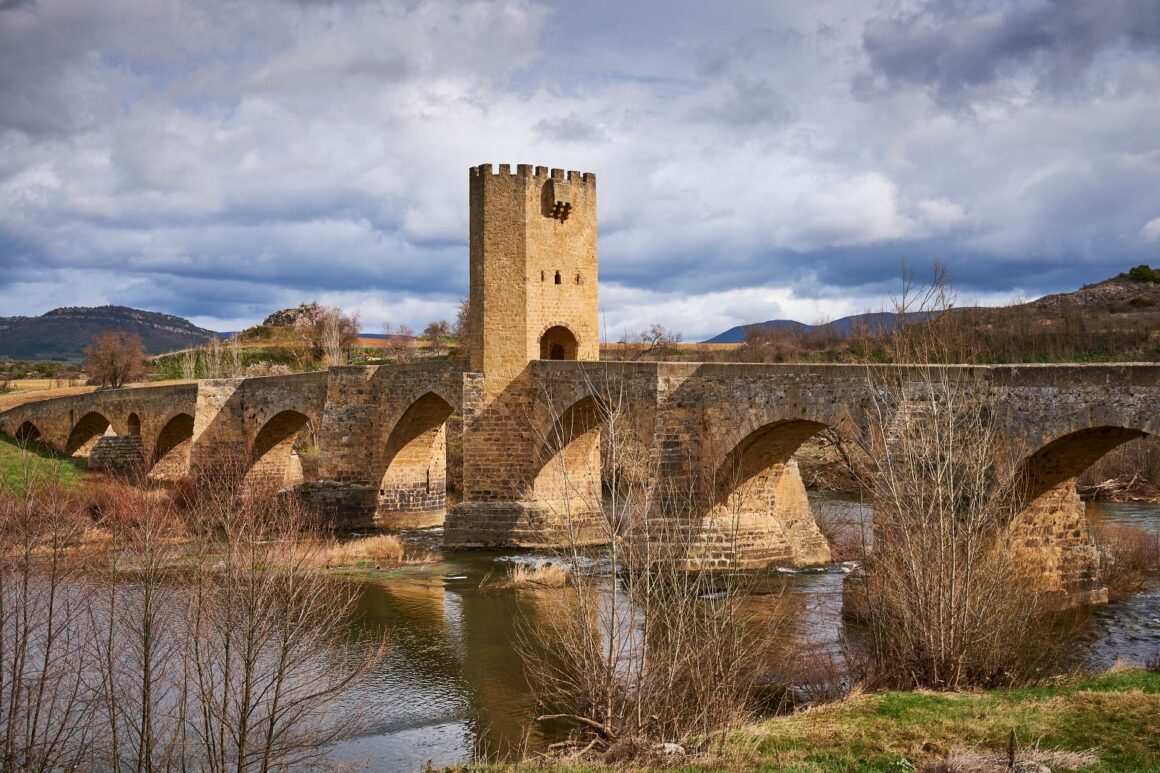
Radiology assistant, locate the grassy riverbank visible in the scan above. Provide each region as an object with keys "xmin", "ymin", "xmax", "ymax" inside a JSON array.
[
  {"xmin": 723, "ymin": 669, "xmax": 1159, "ymax": 771},
  {"xmin": 485, "ymin": 669, "xmax": 1159, "ymax": 771},
  {"xmin": 0, "ymin": 434, "xmax": 86, "ymax": 492}
]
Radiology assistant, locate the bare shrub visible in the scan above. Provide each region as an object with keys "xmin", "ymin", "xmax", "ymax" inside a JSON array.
[
  {"xmin": 1089, "ymin": 521, "xmax": 1160, "ymax": 602},
  {"xmin": 1078, "ymin": 435, "xmax": 1160, "ymax": 501},
  {"xmin": 383, "ymin": 324, "xmax": 416, "ymax": 363},
  {"xmin": 0, "ymin": 478, "xmax": 95, "ymax": 772},
  {"xmin": 515, "ymin": 372, "xmax": 784, "ymax": 760},
  {"xmin": 0, "ymin": 455, "xmax": 387, "ymax": 771},
  {"xmin": 840, "ymin": 265, "xmax": 1057, "ymax": 689}
]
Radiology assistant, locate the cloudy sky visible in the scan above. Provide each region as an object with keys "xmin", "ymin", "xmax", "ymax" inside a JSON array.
[{"xmin": 1, "ymin": 0, "xmax": 1158, "ymax": 339}]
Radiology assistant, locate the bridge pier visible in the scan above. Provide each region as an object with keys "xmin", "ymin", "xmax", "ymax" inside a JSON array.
[
  {"xmin": 1008, "ymin": 478, "xmax": 1107, "ymax": 607},
  {"xmin": 445, "ymin": 371, "xmax": 609, "ymax": 549},
  {"xmin": 89, "ymin": 435, "xmax": 146, "ymax": 477}
]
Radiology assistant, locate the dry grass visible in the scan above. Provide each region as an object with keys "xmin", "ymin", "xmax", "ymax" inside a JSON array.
[
  {"xmin": 0, "ymin": 385, "xmax": 96, "ymax": 411},
  {"xmin": 495, "ymin": 562, "xmax": 569, "ymax": 590},
  {"xmin": 720, "ymin": 669, "xmax": 1159, "ymax": 771},
  {"xmin": 939, "ymin": 744, "xmax": 1100, "ymax": 772},
  {"xmin": 317, "ymin": 534, "xmax": 435, "ymax": 569}
]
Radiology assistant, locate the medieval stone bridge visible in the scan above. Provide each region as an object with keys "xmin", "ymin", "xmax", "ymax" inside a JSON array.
[{"xmin": 1, "ymin": 163, "xmax": 1156, "ymax": 607}]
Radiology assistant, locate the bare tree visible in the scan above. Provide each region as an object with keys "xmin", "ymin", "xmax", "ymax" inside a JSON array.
[
  {"xmin": 0, "ymin": 450, "xmax": 386, "ymax": 771},
  {"xmin": 383, "ymin": 323, "xmax": 415, "ymax": 363},
  {"xmin": 313, "ymin": 307, "xmax": 360, "ymax": 367},
  {"xmin": 84, "ymin": 331, "xmax": 146, "ymax": 388},
  {"xmin": 453, "ymin": 297, "xmax": 471, "ymax": 343},
  {"xmin": 423, "ymin": 320, "xmax": 450, "ymax": 357},
  {"xmin": 616, "ymin": 324, "xmax": 682, "ymax": 361},
  {"xmin": 0, "ymin": 449, "xmax": 98, "ymax": 772}
]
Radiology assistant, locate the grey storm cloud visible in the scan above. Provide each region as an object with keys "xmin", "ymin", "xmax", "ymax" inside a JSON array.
[
  {"xmin": 862, "ymin": 0, "xmax": 1160, "ymax": 100},
  {"xmin": 0, "ymin": 0, "xmax": 1158, "ymax": 339}
]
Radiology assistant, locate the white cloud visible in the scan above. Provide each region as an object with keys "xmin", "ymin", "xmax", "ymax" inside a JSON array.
[{"xmin": 1142, "ymin": 216, "xmax": 1160, "ymax": 242}]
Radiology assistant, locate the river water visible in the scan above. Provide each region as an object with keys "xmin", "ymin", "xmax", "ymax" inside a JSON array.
[{"xmin": 324, "ymin": 496, "xmax": 1160, "ymax": 771}]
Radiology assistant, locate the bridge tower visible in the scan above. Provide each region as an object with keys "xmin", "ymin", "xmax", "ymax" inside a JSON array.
[
  {"xmin": 447, "ymin": 163, "xmax": 605, "ymax": 548},
  {"xmin": 466, "ymin": 163, "xmax": 599, "ymax": 374}
]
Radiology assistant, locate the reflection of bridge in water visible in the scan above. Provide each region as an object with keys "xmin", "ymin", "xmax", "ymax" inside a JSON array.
[{"xmin": 2, "ymin": 163, "xmax": 1157, "ymax": 607}]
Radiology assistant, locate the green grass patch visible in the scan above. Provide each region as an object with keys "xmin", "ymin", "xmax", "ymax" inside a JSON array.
[
  {"xmin": 0, "ymin": 434, "xmax": 87, "ymax": 493},
  {"xmin": 725, "ymin": 670, "xmax": 1160, "ymax": 772}
]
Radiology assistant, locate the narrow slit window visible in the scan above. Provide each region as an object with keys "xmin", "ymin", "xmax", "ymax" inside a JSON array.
[{"xmin": 554, "ymin": 271, "xmax": 561, "ymax": 285}]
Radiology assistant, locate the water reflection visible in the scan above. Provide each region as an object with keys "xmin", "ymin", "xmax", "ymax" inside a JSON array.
[{"xmin": 323, "ymin": 496, "xmax": 1159, "ymax": 771}]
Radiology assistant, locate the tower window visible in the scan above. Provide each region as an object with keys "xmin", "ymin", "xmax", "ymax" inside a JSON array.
[
  {"xmin": 540, "ymin": 270, "xmax": 545, "ymax": 282},
  {"xmin": 575, "ymin": 273, "xmax": 581, "ymax": 284},
  {"xmin": 554, "ymin": 271, "xmax": 561, "ymax": 285}
]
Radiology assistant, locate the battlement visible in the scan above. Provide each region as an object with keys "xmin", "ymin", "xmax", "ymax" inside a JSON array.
[{"xmin": 470, "ymin": 163, "xmax": 595, "ymax": 183}]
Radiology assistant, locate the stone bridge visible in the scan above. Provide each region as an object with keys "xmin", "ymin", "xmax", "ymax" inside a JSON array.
[
  {"xmin": 1, "ymin": 162, "xmax": 1156, "ymax": 607},
  {"xmin": 3, "ymin": 359, "xmax": 1155, "ymax": 605}
]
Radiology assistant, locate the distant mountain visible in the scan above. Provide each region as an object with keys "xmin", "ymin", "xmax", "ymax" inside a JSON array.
[
  {"xmin": 0, "ymin": 306, "xmax": 218, "ymax": 361},
  {"xmin": 705, "ymin": 311, "xmax": 938, "ymax": 344}
]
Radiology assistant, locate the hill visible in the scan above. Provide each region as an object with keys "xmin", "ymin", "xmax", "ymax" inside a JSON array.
[
  {"xmin": 0, "ymin": 306, "xmax": 218, "ymax": 361},
  {"xmin": 705, "ymin": 311, "xmax": 937, "ymax": 344},
  {"xmin": 707, "ymin": 271, "xmax": 1159, "ymax": 346},
  {"xmin": 721, "ymin": 271, "xmax": 1160, "ymax": 364}
]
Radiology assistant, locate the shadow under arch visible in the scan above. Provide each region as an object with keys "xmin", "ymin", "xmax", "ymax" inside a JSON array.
[
  {"xmin": 532, "ymin": 395, "xmax": 604, "ymax": 506},
  {"xmin": 1011, "ymin": 425, "xmax": 1150, "ymax": 513},
  {"xmin": 378, "ymin": 392, "xmax": 455, "ymax": 527},
  {"xmin": 127, "ymin": 412, "xmax": 141, "ymax": 436},
  {"xmin": 247, "ymin": 409, "xmax": 311, "ymax": 487},
  {"xmin": 14, "ymin": 420, "xmax": 42, "ymax": 444},
  {"xmin": 539, "ymin": 325, "xmax": 578, "ymax": 360},
  {"xmin": 66, "ymin": 411, "xmax": 114, "ymax": 456},
  {"xmin": 713, "ymin": 419, "xmax": 830, "ymax": 506},
  {"xmin": 150, "ymin": 413, "xmax": 195, "ymax": 480}
]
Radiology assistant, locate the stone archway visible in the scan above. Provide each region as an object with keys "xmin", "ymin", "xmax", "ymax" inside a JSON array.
[
  {"xmin": 14, "ymin": 421, "xmax": 42, "ymax": 444},
  {"xmin": 707, "ymin": 418, "xmax": 832, "ymax": 568},
  {"xmin": 378, "ymin": 392, "xmax": 455, "ymax": 528},
  {"xmin": 150, "ymin": 413, "xmax": 195, "ymax": 481},
  {"xmin": 247, "ymin": 410, "xmax": 311, "ymax": 488},
  {"xmin": 539, "ymin": 325, "xmax": 578, "ymax": 360},
  {"xmin": 1006, "ymin": 425, "xmax": 1151, "ymax": 606},
  {"xmin": 66, "ymin": 412, "xmax": 114, "ymax": 457}
]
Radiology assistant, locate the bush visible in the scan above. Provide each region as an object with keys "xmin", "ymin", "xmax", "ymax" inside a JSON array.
[
  {"xmin": 1090, "ymin": 521, "xmax": 1160, "ymax": 601},
  {"xmin": 1127, "ymin": 264, "xmax": 1160, "ymax": 283}
]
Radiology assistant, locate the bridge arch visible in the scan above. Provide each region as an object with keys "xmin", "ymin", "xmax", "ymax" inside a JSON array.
[
  {"xmin": 150, "ymin": 413, "xmax": 195, "ymax": 480},
  {"xmin": 377, "ymin": 392, "xmax": 455, "ymax": 527},
  {"xmin": 533, "ymin": 396, "xmax": 604, "ymax": 505},
  {"xmin": 14, "ymin": 421, "xmax": 42, "ymax": 444},
  {"xmin": 713, "ymin": 418, "xmax": 830, "ymax": 507},
  {"xmin": 126, "ymin": 413, "xmax": 141, "ymax": 436},
  {"xmin": 704, "ymin": 416, "xmax": 835, "ymax": 568},
  {"xmin": 247, "ymin": 409, "xmax": 312, "ymax": 487},
  {"xmin": 1012, "ymin": 425, "xmax": 1151, "ymax": 510},
  {"xmin": 66, "ymin": 411, "xmax": 114, "ymax": 456},
  {"xmin": 1004, "ymin": 424, "xmax": 1153, "ymax": 606}
]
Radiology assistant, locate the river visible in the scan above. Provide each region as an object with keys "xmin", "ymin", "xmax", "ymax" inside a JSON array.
[{"xmin": 324, "ymin": 496, "xmax": 1160, "ymax": 771}]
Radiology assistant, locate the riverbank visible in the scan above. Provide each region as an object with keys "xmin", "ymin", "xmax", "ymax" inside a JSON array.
[
  {"xmin": 724, "ymin": 668, "xmax": 1158, "ymax": 772},
  {"xmin": 477, "ymin": 668, "xmax": 1158, "ymax": 771}
]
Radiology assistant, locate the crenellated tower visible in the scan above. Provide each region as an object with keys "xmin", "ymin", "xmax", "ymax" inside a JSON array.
[{"xmin": 468, "ymin": 164, "xmax": 598, "ymax": 375}]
